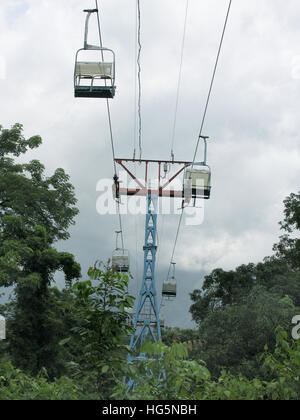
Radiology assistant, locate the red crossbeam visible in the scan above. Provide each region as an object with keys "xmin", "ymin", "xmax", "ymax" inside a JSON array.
[{"xmin": 114, "ymin": 158, "xmax": 191, "ymax": 198}]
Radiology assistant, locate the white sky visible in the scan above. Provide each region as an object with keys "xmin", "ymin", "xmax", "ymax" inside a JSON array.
[{"xmin": 1, "ymin": 0, "xmax": 300, "ymax": 327}]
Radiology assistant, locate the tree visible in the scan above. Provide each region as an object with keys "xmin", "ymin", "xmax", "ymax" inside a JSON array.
[
  {"xmin": 0, "ymin": 360, "xmax": 84, "ymax": 400},
  {"xmin": 65, "ymin": 263, "xmax": 135, "ymax": 399},
  {"xmin": 188, "ymin": 191, "xmax": 300, "ymax": 378},
  {"xmin": 189, "ymin": 264, "xmax": 257, "ymax": 325},
  {"xmin": 0, "ymin": 123, "xmax": 81, "ymax": 377},
  {"xmin": 190, "ymin": 258, "xmax": 289, "ymax": 326},
  {"xmin": 273, "ymin": 191, "xmax": 300, "ymax": 269},
  {"xmin": 115, "ymin": 329, "xmax": 300, "ymax": 400},
  {"xmin": 195, "ymin": 287, "xmax": 296, "ymax": 378},
  {"xmin": 0, "ymin": 123, "xmax": 78, "ymax": 243}
]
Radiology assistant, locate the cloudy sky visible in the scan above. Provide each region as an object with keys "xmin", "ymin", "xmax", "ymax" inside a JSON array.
[{"xmin": 1, "ymin": 0, "xmax": 300, "ymax": 328}]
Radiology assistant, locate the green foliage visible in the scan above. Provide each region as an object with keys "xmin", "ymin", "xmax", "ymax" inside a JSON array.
[
  {"xmin": 0, "ymin": 123, "xmax": 81, "ymax": 378},
  {"xmin": 162, "ymin": 327, "xmax": 200, "ymax": 346},
  {"xmin": 0, "ymin": 360, "xmax": 84, "ymax": 400},
  {"xmin": 1, "ymin": 127, "xmax": 300, "ymax": 400},
  {"xmin": 115, "ymin": 330, "xmax": 300, "ymax": 400},
  {"xmin": 0, "ymin": 218, "xmax": 80, "ymax": 288},
  {"xmin": 5, "ymin": 287, "xmax": 82, "ymax": 379},
  {"xmin": 115, "ymin": 340, "xmax": 208, "ymax": 400},
  {"xmin": 188, "ymin": 191, "xmax": 300, "ymax": 379},
  {"xmin": 189, "ymin": 259, "xmax": 289, "ymax": 325},
  {"xmin": 196, "ymin": 287, "xmax": 296, "ymax": 378},
  {"xmin": 61, "ymin": 263, "xmax": 135, "ymax": 398},
  {"xmin": 273, "ymin": 192, "xmax": 300, "ymax": 269},
  {"xmin": 2, "ymin": 328, "xmax": 298, "ymax": 400},
  {"xmin": 280, "ymin": 192, "xmax": 300, "ymax": 233},
  {"xmin": 262, "ymin": 329, "xmax": 300, "ymax": 400},
  {"xmin": 0, "ymin": 124, "xmax": 78, "ymax": 244},
  {"xmin": 0, "ymin": 123, "xmax": 41, "ymax": 158}
]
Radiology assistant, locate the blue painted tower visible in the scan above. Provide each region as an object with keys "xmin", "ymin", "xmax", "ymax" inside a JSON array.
[{"xmin": 128, "ymin": 193, "xmax": 162, "ymax": 363}]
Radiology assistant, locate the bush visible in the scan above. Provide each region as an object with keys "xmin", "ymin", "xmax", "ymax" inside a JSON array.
[
  {"xmin": 116, "ymin": 330, "xmax": 300, "ymax": 400},
  {"xmin": 0, "ymin": 361, "xmax": 84, "ymax": 400}
]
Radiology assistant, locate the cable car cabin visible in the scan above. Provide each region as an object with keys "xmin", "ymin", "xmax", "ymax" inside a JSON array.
[
  {"xmin": 112, "ymin": 249, "xmax": 130, "ymax": 273},
  {"xmin": 162, "ymin": 280, "xmax": 176, "ymax": 298},
  {"xmin": 74, "ymin": 48, "xmax": 116, "ymax": 99},
  {"xmin": 184, "ymin": 166, "xmax": 211, "ymax": 200}
]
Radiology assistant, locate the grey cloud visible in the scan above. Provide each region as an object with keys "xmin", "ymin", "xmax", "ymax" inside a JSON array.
[{"xmin": 1, "ymin": 0, "xmax": 300, "ymax": 328}]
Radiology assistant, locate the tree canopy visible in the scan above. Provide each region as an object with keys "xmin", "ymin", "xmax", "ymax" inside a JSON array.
[
  {"xmin": 0, "ymin": 123, "xmax": 81, "ymax": 377},
  {"xmin": 189, "ymin": 190, "xmax": 300, "ymax": 378},
  {"xmin": 0, "ymin": 123, "xmax": 79, "ymax": 245}
]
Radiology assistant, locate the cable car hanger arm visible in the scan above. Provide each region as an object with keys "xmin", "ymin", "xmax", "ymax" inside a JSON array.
[{"xmin": 83, "ymin": 8, "xmax": 99, "ymax": 50}]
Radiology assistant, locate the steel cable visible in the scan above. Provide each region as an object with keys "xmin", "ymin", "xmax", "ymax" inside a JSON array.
[
  {"xmin": 95, "ymin": 0, "xmax": 125, "ymax": 250},
  {"xmin": 165, "ymin": 0, "xmax": 233, "ymax": 288}
]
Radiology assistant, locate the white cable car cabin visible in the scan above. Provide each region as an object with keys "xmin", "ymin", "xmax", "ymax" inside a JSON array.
[
  {"xmin": 162, "ymin": 280, "xmax": 177, "ymax": 298},
  {"xmin": 112, "ymin": 249, "xmax": 130, "ymax": 273},
  {"xmin": 74, "ymin": 49, "xmax": 116, "ymax": 98},
  {"xmin": 184, "ymin": 165, "xmax": 211, "ymax": 200},
  {"xmin": 162, "ymin": 262, "xmax": 177, "ymax": 298},
  {"xmin": 74, "ymin": 9, "xmax": 116, "ymax": 99}
]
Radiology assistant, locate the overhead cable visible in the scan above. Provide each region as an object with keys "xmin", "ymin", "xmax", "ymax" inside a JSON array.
[
  {"xmin": 95, "ymin": 0, "xmax": 125, "ymax": 250},
  {"xmin": 170, "ymin": 0, "xmax": 189, "ymax": 161},
  {"xmin": 137, "ymin": 0, "xmax": 142, "ymax": 160},
  {"xmin": 192, "ymin": 0, "xmax": 232, "ymax": 167},
  {"xmin": 165, "ymin": 0, "xmax": 233, "ymax": 289}
]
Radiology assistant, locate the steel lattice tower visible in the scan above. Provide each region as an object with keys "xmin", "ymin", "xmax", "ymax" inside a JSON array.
[
  {"xmin": 128, "ymin": 193, "xmax": 161, "ymax": 363},
  {"xmin": 113, "ymin": 157, "xmax": 201, "ymax": 390}
]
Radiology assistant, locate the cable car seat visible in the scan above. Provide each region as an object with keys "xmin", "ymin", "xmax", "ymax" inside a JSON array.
[
  {"xmin": 74, "ymin": 47, "xmax": 116, "ymax": 99},
  {"xmin": 75, "ymin": 61, "xmax": 116, "ymax": 98}
]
